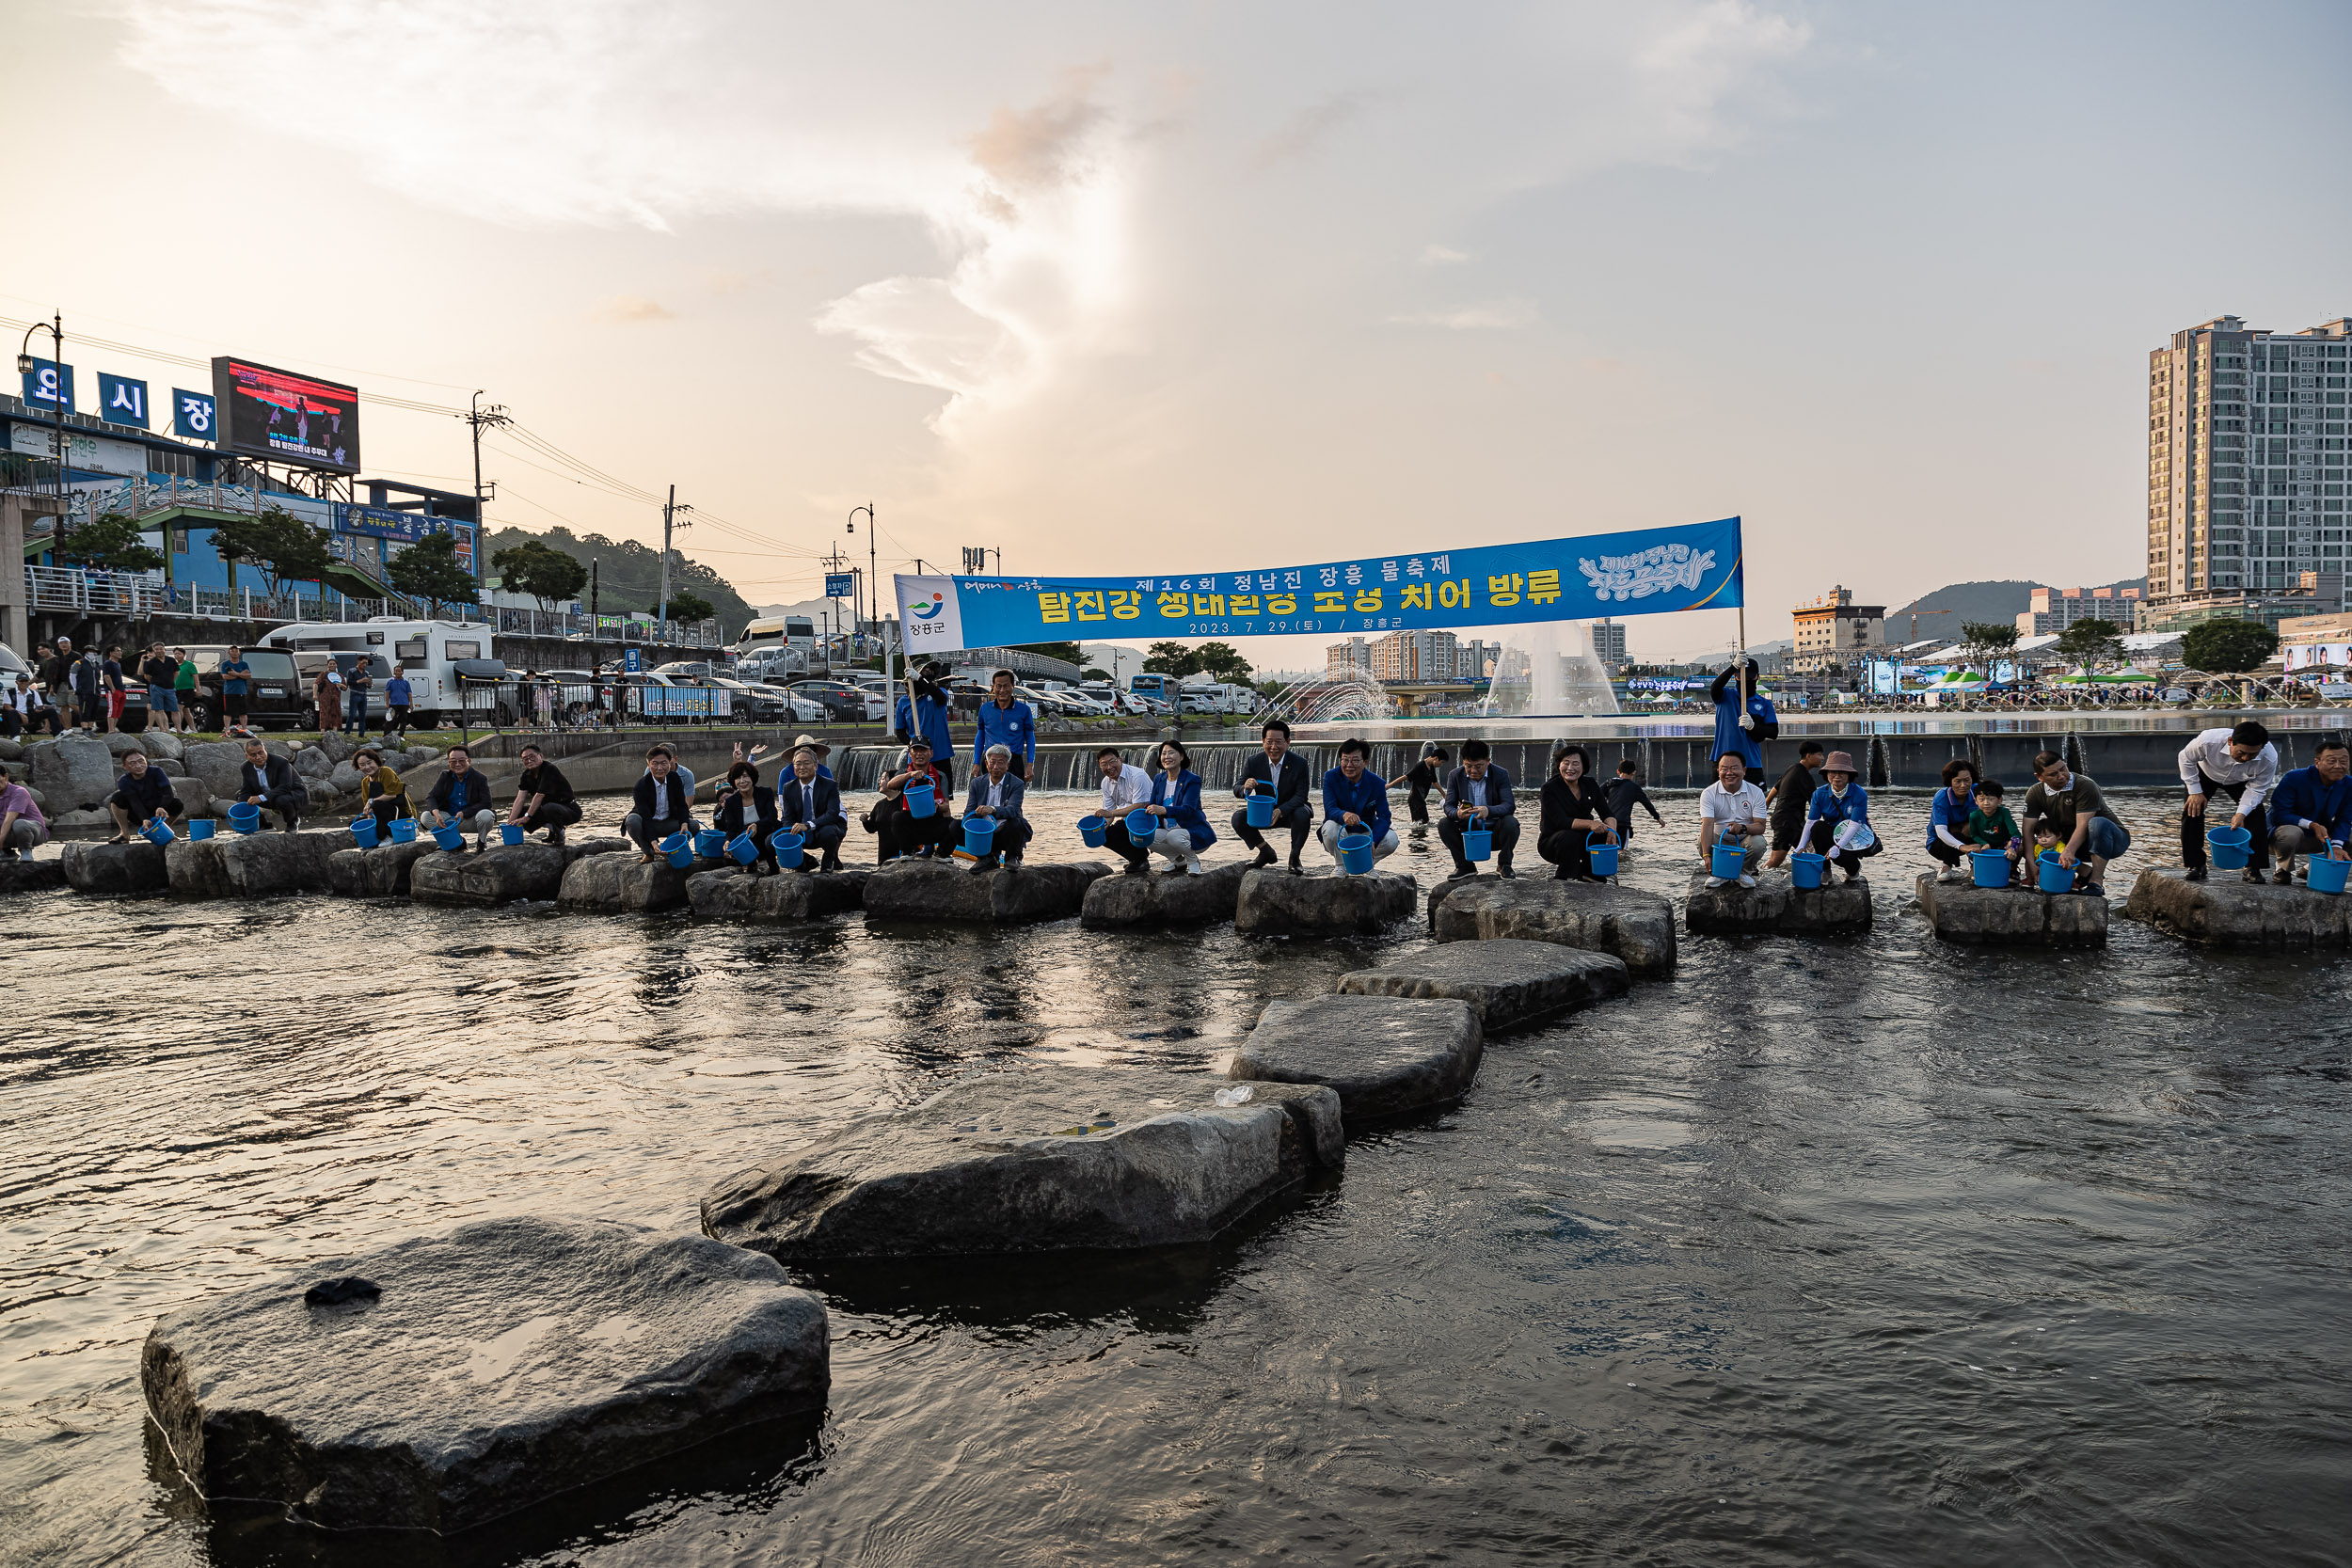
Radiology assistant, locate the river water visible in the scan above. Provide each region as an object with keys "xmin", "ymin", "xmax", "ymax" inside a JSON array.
[{"xmin": 4, "ymin": 787, "xmax": 2346, "ymax": 1567}]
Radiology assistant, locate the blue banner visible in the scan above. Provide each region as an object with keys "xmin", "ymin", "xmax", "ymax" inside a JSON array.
[
  {"xmin": 172, "ymin": 388, "xmax": 216, "ymax": 440},
  {"xmin": 97, "ymin": 372, "xmax": 150, "ymax": 429},
  {"xmin": 825, "ymin": 572, "xmax": 855, "ymax": 599},
  {"xmin": 20, "ymin": 358, "xmax": 72, "ymax": 415},
  {"xmin": 894, "ymin": 517, "xmax": 1742, "ymax": 655}
]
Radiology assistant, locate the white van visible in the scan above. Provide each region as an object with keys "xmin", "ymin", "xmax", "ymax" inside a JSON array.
[{"xmin": 257, "ymin": 618, "xmax": 505, "ymax": 728}]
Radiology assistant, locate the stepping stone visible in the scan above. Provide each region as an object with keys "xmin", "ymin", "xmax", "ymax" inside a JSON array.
[
  {"xmin": 1080, "ymin": 861, "xmax": 1250, "ymax": 927},
  {"xmin": 410, "ymin": 839, "xmax": 627, "ymax": 907},
  {"xmin": 1431, "ymin": 878, "xmax": 1677, "ymax": 976},
  {"xmin": 60, "ymin": 839, "xmax": 167, "ymax": 895},
  {"xmin": 326, "ymin": 839, "xmax": 440, "ymax": 898},
  {"xmin": 0, "ymin": 859, "xmax": 66, "ymax": 895},
  {"xmin": 686, "ymin": 866, "xmax": 869, "ymax": 920},
  {"xmin": 1684, "ymin": 870, "xmax": 1872, "ymax": 935},
  {"xmin": 1233, "ymin": 867, "xmax": 1417, "ymax": 936},
  {"xmin": 2124, "ymin": 866, "xmax": 2352, "ymax": 949},
  {"xmin": 1914, "ymin": 872, "xmax": 2107, "ymax": 946},
  {"xmin": 560, "ymin": 853, "xmax": 694, "ymax": 913},
  {"xmin": 1334, "ymin": 938, "xmax": 1629, "ymax": 1031},
  {"xmin": 140, "ymin": 1215, "xmax": 829, "ymax": 1534},
  {"xmin": 862, "ymin": 858, "xmax": 1107, "ymax": 925},
  {"xmin": 1231, "ymin": 995, "xmax": 1483, "ymax": 1121},
  {"xmin": 220, "ymin": 829, "xmax": 355, "ymax": 895},
  {"xmin": 703, "ymin": 1066, "xmax": 1343, "ymax": 1260},
  {"xmin": 166, "ymin": 838, "xmax": 232, "ymax": 898}
]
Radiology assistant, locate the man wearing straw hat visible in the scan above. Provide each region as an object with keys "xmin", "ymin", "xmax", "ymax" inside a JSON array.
[
  {"xmin": 787, "ymin": 734, "xmax": 835, "ymax": 780},
  {"xmin": 874, "ymin": 736, "xmax": 957, "ymax": 862}
]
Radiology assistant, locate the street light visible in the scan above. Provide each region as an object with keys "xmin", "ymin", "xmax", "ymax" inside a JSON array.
[
  {"xmin": 847, "ymin": 503, "xmax": 875, "ymax": 668},
  {"xmin": 18, "ymin": 313, "xmax": 66, "ymax": 552}
]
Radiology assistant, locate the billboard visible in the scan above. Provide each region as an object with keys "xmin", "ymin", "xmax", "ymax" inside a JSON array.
[{"xmin": 211, "ymin": 356, "xmax": 360, "ymax": 472}]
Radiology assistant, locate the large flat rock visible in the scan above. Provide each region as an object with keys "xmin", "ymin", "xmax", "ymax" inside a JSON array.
[
  {"xmin": 0, "ymin": 859, "xmax": 66, "ymax": 895},
  {"xmin": 140, "ymin": 1215, "xmax": 829, "ymax": 1534},
  {"xmin": 1080, "ymin": 862, "xmax": 1250, "ymax": 927},
  {"xmin": 60, "ymin": 839, "xmax": 167, "ymax": 895},
  {"xmin": 1685, "ymin": 870, "xmax": 1873, "ymax": 935},
  {"xmin": 1233, "ymin": 867, "xmax": 1418, "ymax": 936},
  {"xmin": 1232, "ymin": 996, "xmax": 1483, "ymax": 1121},
  {"xmin": 165, "ymin": 838, "xmax": 232, "ymax": 898},
  {"xmin": 862, "ymin": 857, "xmax": 1107, "ymax": 925},
  {"xmin": 2124, "ymin": 866, "xmax": 2352, "ymax": 949},
  {"xmin": 410, "ymin": 839, "xmax": 627, "ymax": 907},
  {"xmin": 1334, "ymin": 938, "xmax": 1629, "ymax": 1031},
  {"xmin": 560, "ymin": 853, "xmax": 695, "ymax": 914},
  {"xmin": 687, "ymin": 866, "xmax": 869, "ymax": 920},
  {"xmin": 1431, "ymin": 878, "xmax": 1677, "ymax": 976},
  {"xmin": 223, "ymin": 829, "xmax": 355, "ymax": 895},
  {"xmin": 703, "ymin": 1067, "xmax": 1343, "ymax": 1260},
  {"xmin": 326, "ymin": 839, "xmax": 441, "ymax": 898},
  {"xmin": 23, "ymin": 735, "xmax": 118, "ymax": 813},
  {"xmin": 1914, "ymin": 872, "xmax": 2107, "ymax": 947}
]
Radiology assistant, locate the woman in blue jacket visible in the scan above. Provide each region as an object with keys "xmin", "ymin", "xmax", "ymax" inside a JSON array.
[
  {"xmin": 1139, "ymin": 738, "xmax": 1215, "ymax": 876},
  {"xmin": 1797, "ymin": 749, "xmax": 1879, "ymax": 883}
]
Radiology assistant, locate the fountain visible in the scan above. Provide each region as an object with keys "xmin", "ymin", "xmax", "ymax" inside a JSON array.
[
  {"xmin": 1264, "ymin": 664, "xmax": 1398, "ymax": 724},
  {"xmin": 1480, "ymin": 620, "xmax": 1620, "ymax": 719}
]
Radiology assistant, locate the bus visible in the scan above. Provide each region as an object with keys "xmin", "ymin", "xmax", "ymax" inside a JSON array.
[{"xmin": 1128, "ymin": 673, "xmax": 1172, "ymax": 709}]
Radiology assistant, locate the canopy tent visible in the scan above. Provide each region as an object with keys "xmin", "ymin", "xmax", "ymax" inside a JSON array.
[{"xmin": 2052, "ymin": 668, "xmax": 2161, "ymax": 686}]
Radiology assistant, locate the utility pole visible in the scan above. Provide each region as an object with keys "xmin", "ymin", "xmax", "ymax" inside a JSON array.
[
  {"xmin": 848, "ymin": 502, "xmax": 875, "ymax": 670},
  {"xmin": 466, "ymin": 392, "xmax": 510, "ymax": 597},
  {"xmin": 589, "ymin": 559, "xmax": 600, "ymax": 670},
  {"xmin": 657, "ymin": 486, "xmax": 692, "ymax": 639}
]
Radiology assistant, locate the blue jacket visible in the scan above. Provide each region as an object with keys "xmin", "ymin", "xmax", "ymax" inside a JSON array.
[
  {"xmin": 1710, "ymin": 666, "xmax": 1778, "ymax": 769},
  {"xmin": 1804, "ymin": 783, "xmax": 1870, "ymax": 835},
  {"xmin": 1150, "ymin": 769, "xmax": 1216, "ymax": 850},
  {"xmin": 385, "ymin": 677, "xmax": 412, "ymax": 706},
  {"xmin": 973, "ymin": 698, "xmax": 1036, "ymax": 766},
  {"xmin": 965, "ymin": 768, "xmax": 1028, "ymax": 824},
  {"xmin": 1928, "ymin": 783, "xmax": 1974, "ymax": 848},
  {"xmin": 895, "ymin": 691, "xmax": 954, "ymax": 761},
  {"xmin": 778, "ymin": 774, "xmax": 846, "ymax": 833},
  {"xmin": 1323, "ymin": 767, "xmax": 1391, "ymax": 839},
  {"xmin": 2271, "ymin": 766, "xmax": 2352, "ymax": 846}
]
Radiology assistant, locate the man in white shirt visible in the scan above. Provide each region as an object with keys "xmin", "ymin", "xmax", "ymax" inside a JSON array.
[
  {"xmin": 2178, "ymin": 721, "xmax": 2278, "ymax": 883},
  {"xmin": 1697, "ymin": 751, "xmax": 1768, "ymax": 889},
  {"xmin": 1094, "ymin": 745, "xmax": 1156, "ymax": 874}
]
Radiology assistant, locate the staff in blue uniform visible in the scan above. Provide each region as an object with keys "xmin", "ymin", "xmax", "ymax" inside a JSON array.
[
  {"xmin": 2269, "ymin": 736, "xmax": 2352, "ymax": 884},
  {"xmin": 894, "ymin": 660, "xmax": 957, "ymax": 787},
  {"xmin": 972, "ymin": 668, "xmax": 1035, "ymax": 780},
  {"xmin": 1319, "ymin": 736, "xmax": 1398, "ymax": 868},
  {"xmin": 1797, "ymin": 750, "xmax": 1878, "ymax": 883},
  {"xmin": 1710, "ymin": 658, "xmax": 1778, "ymax": 772}
]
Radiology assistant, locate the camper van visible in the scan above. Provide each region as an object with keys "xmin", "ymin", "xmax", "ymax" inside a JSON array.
[{"xmin": 257, "ymin": 619, "xmax": 509, "ymax": 728}]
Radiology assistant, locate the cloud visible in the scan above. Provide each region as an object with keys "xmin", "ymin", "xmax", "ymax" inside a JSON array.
[
  {"xmin": 1250, "ymin": 92, "xmax": 1373, "ymax": 169},
  {"xmin": 1420, "ymin": 245, "xmax": 1471, "ymax": 264},
  {"xmin": 1386, "ymin": 300, "xmax": 1538, "ymax": 330},
  {"xmin": 594, "ymin": 295, "xmax": 675, "ymax": 323}
]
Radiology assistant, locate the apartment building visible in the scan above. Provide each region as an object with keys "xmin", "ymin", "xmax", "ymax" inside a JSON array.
[
  {"xmin": 1326, "ymin": 629, "xmax": 1502, "ymax": 682},
  {"xmin": 2014, "ymin": 584, "xmax": 2141, "ymax": 637},
  {"xmin": 1790, "ymin": 586, "xmax": 1885, "ymax": 672}
]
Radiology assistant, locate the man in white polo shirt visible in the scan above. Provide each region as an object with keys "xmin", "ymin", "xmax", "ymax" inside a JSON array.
[
  {"xmin": 2178, "ymin": 720, "xmax": 2278, "ymax": 884},
  {"xmin": 1697, "ymin": 751, "xmax": 1768, "ymax": 889}
]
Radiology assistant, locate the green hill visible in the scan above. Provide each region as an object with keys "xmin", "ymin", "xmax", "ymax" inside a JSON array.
[
  {"xmin": 1885, "ymin": 577, "xmax": 2144, "ymax": 639},
  {"xmin": 484, "ymin": 526, "xmax": 755, "ymax": 635}
]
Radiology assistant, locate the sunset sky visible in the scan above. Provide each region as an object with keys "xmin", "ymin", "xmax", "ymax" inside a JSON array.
[{"xmin": 7, "ymin": 1, "xmax": 2347, "ymax": 668}]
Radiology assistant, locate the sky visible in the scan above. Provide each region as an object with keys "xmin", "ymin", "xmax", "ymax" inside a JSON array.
[{"xmin": 5, "ymin": 0, "xmax": 2348, "ymax": 669}]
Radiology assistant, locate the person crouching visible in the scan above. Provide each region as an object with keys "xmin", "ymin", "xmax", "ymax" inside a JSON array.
[
  {"xmin": 778, "ymin": 746, "xmax": 848, "ymax": 872},
  {"xmin": 626, "ymin": 744, "xmax": 698, "ymax": 863},
  {"xmin": 716, "ymin": 760, "xmax": 783, "ymax": 874},
  {"xmin": 963, "ymin": 743, "xmax": 1033, "ymax": 873}
]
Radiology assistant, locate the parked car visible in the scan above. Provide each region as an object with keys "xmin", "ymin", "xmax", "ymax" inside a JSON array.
[
  {"xmin": 787, "ymin": 679, "xmax": 877, "ymax": 723},
  {"xmin": 748, "ymin": 683, "xmax": 827, "ymax": 724},
  {"xmin": 711, "ymin": 676, "xmax": 796, "ymax": 724},
  {"xmin": 172, "ymin": 645, "xmax": 309, "ymax": 733}
]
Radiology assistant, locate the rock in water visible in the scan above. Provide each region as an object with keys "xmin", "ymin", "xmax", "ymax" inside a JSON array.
[
  {"xmin": 166, "ymin": 839, "xmax": 233, "ymax": 899},
  {"xmin": 1232, "ymin": 868, "xmax": 1417, "ymax": 935},
  {"xmin": 1334, "ymin": 938, "xmax": 1629, "ymax": 1031},
  {"xmin": 1684, "ymin": 870, "xmax": 1873, "ymax": 934},
  {"xmin": 1915, "ymin": 872, "xmax": 2107, "ymax": 946},
  {"xmin": 60, "ymin": 840, "xmax": 168, "ymax": 894},
  {"xmin": 686, "ymin": 866, "xmax": 868, "ymax": 920},
  {"xmin": 1079, "ymin": 861, "xmax": 1249, "ymax": 927},
  {"xmin": 140, "ymin": 1215, "xmax": 829, "ymax": 1534},
  {"xmin": 410, "ymin": 840, "xmax": 625, "ymax": 906},
  {"xmin": 862, "ymin": 857, "xmax": 1107, "ymax": 924},
  {"xmin": 1431, "ymin": 878, "xmax": 1677, "ymax": 975},
  {"xmin": 221, "ymin": 829, "xmax": 354, "ymax": 895},
  {"xmin": 1232, "ymin": 996, "xmax": 1483, "ymax": 1121},
  {"xmin": 2124, "ymin": 866, "xmax": 2351, "ymax": 948},
  {"xmin": 560, "ymin": 853, "xmax": 694, "ymax": 913},
  {"xmin": 327, "ymin": 839, "xmax": 440, "ymax": 897},
  {"xmin": 0, "ymin": 859, "xmax": 66, "ymax": 895},
  {"xmin": 704, "ymin": 1067, "xmax": 1343, "ymax": 1259}
]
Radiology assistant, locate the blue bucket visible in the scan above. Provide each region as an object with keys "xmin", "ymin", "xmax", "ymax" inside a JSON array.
[
  {"xmin": 1588, "ymin": 838, "xmax": 1621, "ymax": 879},
  {"xmin": 1337, "ymin": 832, "xmax": 1374, "ymax": 876},
  {"xmin": 694, "ymin": 828, "xmax": 727, "ymax": 859},
  {"xmin": 660, "ymin": 832, "xmax": 694, "ymax": 869},
  {"xmin": 962, "ymin": 816, "xmax": 1000, "ymax": 857},
  {"xmin": 227, "ymin": 801, "xmax": 261, "ymax": 834},
  {"xmin": 1245, "ymin": 790, "xmax": 1276, "ymax": 829},
  {"xmin": 388, "ymin": 817, "xmax": 417, "ymax": 844},
  {"xmin": 1709, "ymin": 842, "xmax": 1748, "ymax": 880},
  {"xmin": 2036, "ymin": 850, "xmax": 2074, "ymax": 895},
  {"xmin": 726, "ymin": 831, "xmax": 758, "ymax": 865},
  {"xmin": 140, "ymin": 819, "xmax": 175, "ymax": 847},
  {"xmin": 2307, "ymin": 854, "xmax": 2349, "ymax": 895},
  {"xmin": 1968, "ymin": 848, "xmax": 2009, "ymax": 889},
  {"xmin": 1078, "ymin": 814, "xmax": 1107, "ymax": 848},
  {"xmin": 1125, "ymin": 807, "xmax": 1157, "ymax": 840},
  {"xmin": 905, "ymin": 782, "xmax": 936, "ymax": 818},
  {"xmin": 1791, "ymin": 850, "xmax": 1827, "ymax": 890},
  {"xmin": 2206, "ymin": 824, "xmax": 2251, "ymax": 871},
  {"xmin": 349, "ymin": 816, "xmax": 379, "ymax": 848},
  {"xmin": 432, "ymin": 822, "xmax": 466, "ymax": 851},
  {"xmin": 1462, "ymin": 827, "xmax": 1492, "ymax": 863},
  {"xmin": 771, "ymin": 831, "xmax": 804, "ymax": 869},
  {"xmin": 189, "ymin": 818, "xmax": 215, "ymax": 841},
  {"xmin": 501, "ymin": 823, "xmax": 525, "ymax": 847}
]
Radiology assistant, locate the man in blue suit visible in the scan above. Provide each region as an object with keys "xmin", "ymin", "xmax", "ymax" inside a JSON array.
[
  {"xmin": 1318, "ymin": 737, "xmax": 1398, "ymax": 869},
  {"xmin": 778, "ymin": 745, "xmax": 848, "ymax": 872}
]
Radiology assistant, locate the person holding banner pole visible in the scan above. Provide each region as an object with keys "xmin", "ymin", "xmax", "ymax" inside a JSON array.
[{"xmin": 894, "ymin": 659, "xmax": 957, "ymax": 788}]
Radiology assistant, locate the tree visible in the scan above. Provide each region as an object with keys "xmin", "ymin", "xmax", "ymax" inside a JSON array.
[
  {"xmin": 2054, "ymin": 618, "xmax": 2125, "ymax": 669},
  {"xmin": 2180, "ymin": 618, "xmax": 2278, "ymax": 674},
  {"xmin": 59, "ymin": 512, "xmax": 163, "ymax": 574},
  {"xmin": 1193, "ymin": 641, "xmax": 1252, "ymax": 683},
  {"xmin": 660, "ymin": 590, "xmax": 716, "ymax": 626},
  {"xmin": 1958, "ymin": 620, "xmax": 2020, "ymax": 662},
  {"xmin": 1143, "ymin": 641, "xmax": 1200, "ymax": 676},
  {"xmin": 481, "ymin": 524, "xmax": 755, "ymax": 631},
  {"xmin": 490, "ymin": 538, "xmax": 588, "ymax": 613},
  {"xmin": 212, "ymin": 507, "xmax": 331, "ymax": 599},
  {"xmin": 1081, "ymin": 667, "xmax": 1113, "ymax": 681},
  {"xmin": 387, "ymin": 532, "xmax": 480, "ymax": 615}
]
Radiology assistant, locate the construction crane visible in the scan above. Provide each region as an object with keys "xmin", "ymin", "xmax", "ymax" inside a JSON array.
[{"xmin": 1900, "ymin": 606, "xmax": 1953, "ymax": 646}]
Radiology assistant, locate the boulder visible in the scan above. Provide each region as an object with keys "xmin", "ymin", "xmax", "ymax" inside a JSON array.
[
  {"xmin": 140, "ymin": 1215, "xmax": 829, "ymax": 1534},
  {"xmin": 327, "ymin": 839, "xmax": 442, "ymax": 898},
  {"xmin": 60, "ymin": 839, "xmax": 167, "ymax": 894},
  {"xmin": 222, "ymin": 830, "xmax": 355, "ymax": 895},
  {"xmin": 703, "ymin": 1066, "xmax": 1343, "ymax": 1260},
  {"xmin": 1914, "ymin": 873, "xmax": 2107, "ymax": 946},
  {"xmin": 103, "ymin": 732, "xmax": 147, "ymax": 757},
  {"xmin": 862, "ymin": 857, "xmax": 1107, "ymax": 925},
  {"xmin": 1233, "ymin": 868, "xmax": 1418, "ymax": 936},
  {"xmin": 1431, "ymin": 878, "xmax": 1678, "ymax": 976},
  {"xmin": 0, "ymin": 736, "xmax": 21, "ymax": 761},
  {"xmin": 0, "ymin": 859, "xmax": 66, "ymax": 895},
  {"xmin": 25, "ymin": 735, "xmax": 119, "ymax": 813},
  {"xmin": 1684, "ymin": 870, "xmax": 1873, "ymax": 935},
  {"xmin": 327, "ymin": 761, "xmax": 362, "ymax": 795},
  {"xmin": 135, "ymin": 730, "xmax": 184, "ymax": 763},
  {"xmin": 183, "ymin": 740, "xmax": 281, "ymax": 801},
  {"xmin": 559, "ymin": 853, "xmax": 694, "ymax": 914},
  {"xmin": 292, "ymin": 745, "xmax": 333, "ymax": 779},
  {"xmin": 1232, "ymin": 996, "xmax": 1483, "ymax": 1122},
  {"xmin": 314, "ymin": 731, "xmax": 355, "ymax": 764},
  {"xmin": 686, "ymin": 866, "xmax": 869, "ymax": 920},
  {"xmin": 1079, "ymin": 861, "xmax": 1249, "ymax": 927},
  {"xmin": 1334, "ymin": 938, "xmax": 1629, "ymax": 1031},
  {"xmin": 166, "ymin": 838, "xmax": 234, "ymax": 899},
  {"xmin": 410, "ymin": 840, "xmax": 623, "ymax": 907},
  {"xmin": 174, "ymin": 774, "xmax": 215, "ymax": 818},
  {"xmin": 2124, "ymin": 866, "xmax": 2352, "ymax": 949},
  {"xmin": 53, "ymin": 808, "xmax": 113, "ymax": 832}
]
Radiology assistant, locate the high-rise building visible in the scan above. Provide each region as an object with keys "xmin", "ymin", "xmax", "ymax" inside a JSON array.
[
  {"xmin": 1590, "ymin": 618, "xmax": 1627, "ymax": 670},
  {"xmin": 2012, "ymin": 584, "xmax": 2140, "ymax": 637},
  {"xmin": 1325, "ymin": 636, "xmax": 1371, "ymax": 680},
  {"xmin": 1789, "ymin": 586, "xmax": 1885, "ymax": 672},
  {"xmin": 2147, "ymin": 315, "xmax": 2351, "ymax": 609}
]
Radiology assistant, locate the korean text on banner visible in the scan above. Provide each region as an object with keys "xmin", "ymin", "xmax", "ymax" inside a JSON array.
[{"xmin": 892, "ymin": 517, "xmax": 1741, "ymax": 654}]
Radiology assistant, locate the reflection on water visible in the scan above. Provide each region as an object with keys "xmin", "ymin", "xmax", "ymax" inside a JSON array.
[{"xmin": 3, "ymin": 789, "xmax": 2348, "ymax": 1566}]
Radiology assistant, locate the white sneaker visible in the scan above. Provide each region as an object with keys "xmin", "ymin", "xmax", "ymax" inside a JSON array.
[
  {"xmin": 1738, "ymin": 873, "xmax": 1757, "ymax": 889},
  {"xmin": 1939, "ymin": 865, "xmax": 1966, "ymax": 884},
  {"xmin": 1186, "ymin": 858, "xmax": 1205, "ymax": 876},
  {"xmin": 1707, "ymin": 876, "xmax": 1732, "ymax": 889}
]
